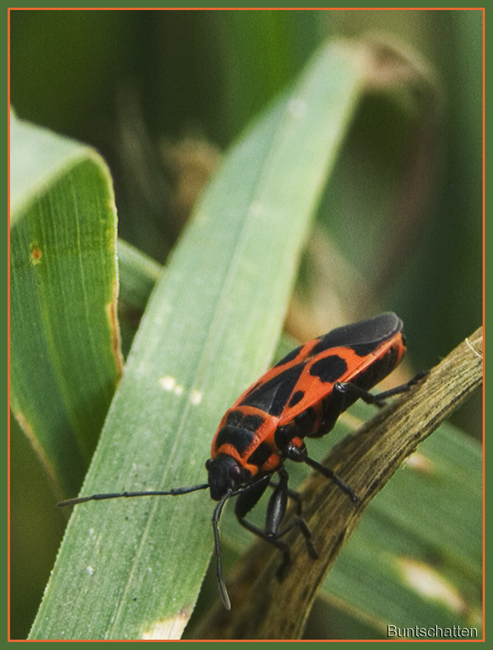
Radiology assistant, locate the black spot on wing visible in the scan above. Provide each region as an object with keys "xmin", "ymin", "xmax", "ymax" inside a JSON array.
[
  {"xmin": 216, "ymin": 411, "xmax": 265, "ymax": 453},
  {"xmin": 226, "ymin": 411, "xmax": 265, "ymax": 431},
  {"xmin": 309, "ymin": 354, "xmax": 348, "ymax": 383},
  {"xmin": 288, "ymin": 390, "xmax": 305, "ymax": 408},
  {"xmin": 243, "ymin": 414, "xmax": 265, "ymax": 430},
  {"xmin": 240, "ymin": 362, "xmax": 305, "ymax": 416},
  {"xmin": 226, "ymin": 410, "xmax": 245, "ymax": 427},
  {"xmin": 215, "ymin": 426, "xmax": 254, "ymax": 453},
  {"xmin": 248, "ymin": 441, "xmax": 273, "ymax": 467},
  {"xmin": 311, "ymin": 313, "xmax": 402, "ymax": 357}
]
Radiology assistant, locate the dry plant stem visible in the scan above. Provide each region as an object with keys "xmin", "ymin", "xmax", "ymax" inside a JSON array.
[{"xmin": 195, "ymin": 327, "xmax": 483, "ymax": 640}]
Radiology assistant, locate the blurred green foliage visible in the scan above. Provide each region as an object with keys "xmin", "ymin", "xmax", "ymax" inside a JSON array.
[{"xmin": 10, "ymin": 9, "xmax": 482, "ymax": 640}]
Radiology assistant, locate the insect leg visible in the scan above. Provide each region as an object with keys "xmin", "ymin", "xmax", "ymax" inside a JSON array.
[
  {"xmin": 334, "ymin": 370, "xmax": 429, "ymax": 408},
  {"xmin": 235, "ymin": 469, "xmax": 317, "ymax": 579},
  {"xmin": 267, "ymin": 468, "xmax": 318, "ymax": 575},
  {"xmin": 370, "ymin": 370, "xmax": 429, "ymax": 401},
  {"xmin": 235, "ymin": 482, "xmax": 291, "ymax": 574},
  {"xmin": 268, "ymin": 480, "xmax": 304, "ymax": 511},
  {"xmin": 285, "ymin": 443, "xmax": 359, "ymax": 503},
  {"xmin": 333, "ymin": 381, "xmax": 388, "ymax": 408}
]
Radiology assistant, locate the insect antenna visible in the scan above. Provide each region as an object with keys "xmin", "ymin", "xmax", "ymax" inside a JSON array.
[
  {"xmin": 57, "ymin": 483, "xmax": 210, "ymax": 508},
  {"xmin": 212, "ymin": 491, "xmax": 236, "ymax": 610}
]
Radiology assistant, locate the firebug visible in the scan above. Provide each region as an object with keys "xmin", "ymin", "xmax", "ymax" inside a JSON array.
[{"xmin": 59, "ymin": 312, "xmax": 426, "ymax": 609}]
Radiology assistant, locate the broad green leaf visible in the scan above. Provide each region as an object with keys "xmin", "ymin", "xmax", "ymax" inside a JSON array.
[
  {"xmin": 29, "ymin": 41, "xmax": 367, "ymax": 640},
  {"xmin": 10, "ymin": 110, "xmax": 122, "ymax": 497},
  {"xmin": 10, "ymin": 107, "xmax": 98, "ymax": 225}
]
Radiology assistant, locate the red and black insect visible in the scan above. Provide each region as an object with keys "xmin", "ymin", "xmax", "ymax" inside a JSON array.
[{"xmin": 59, "ymin": 312, "xmax": 425, "ymax": 609}]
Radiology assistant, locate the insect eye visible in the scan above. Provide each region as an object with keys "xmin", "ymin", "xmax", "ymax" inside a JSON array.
[
  {"xmin": 229, "ymin": 464, "xmax": 243, "ymax": 482},
  {"xmin": 205, "ymin": 458, "xmax": 214, "ymax": 471}
]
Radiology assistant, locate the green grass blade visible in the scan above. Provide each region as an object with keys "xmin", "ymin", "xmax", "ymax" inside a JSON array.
[
  {"xmin": 117, "ymin": 239, "xmax": 162, "ymax": 313},
  {"xmin": 10, "ymin": 111, "xmax": 122, "ymax": 496},
  {"xmin": 10, "ymin": 107, "xmax": 97, "ymax": 225},
  {"xmin": 116, "ymin": 239, "xmax": 163, "ymax": 357},
  {"xmin": 29, "ymin": 41, "xmax": 367, "ymax": 640}
]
